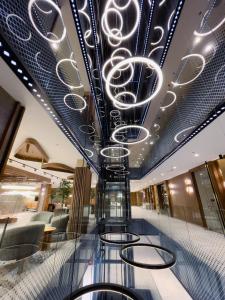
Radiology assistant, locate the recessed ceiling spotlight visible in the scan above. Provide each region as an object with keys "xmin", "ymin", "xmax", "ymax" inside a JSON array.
[
  {"xmin": 193, "ymin": 153, "xmax": 199, "ymax": 157},
  {"xmin": 172, "ymin": 166, "xmax": 177, "ymax": 170}
]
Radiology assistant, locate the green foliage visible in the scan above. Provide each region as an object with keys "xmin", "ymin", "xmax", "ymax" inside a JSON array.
[{"xmin": 51, "ymin": 179, "xmax": 72, "ymax": 203}]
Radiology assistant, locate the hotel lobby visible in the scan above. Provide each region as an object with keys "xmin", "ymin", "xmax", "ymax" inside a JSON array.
[{"xmin": 0, "ymin": 0, "xmax": 225, "ymax": 299}]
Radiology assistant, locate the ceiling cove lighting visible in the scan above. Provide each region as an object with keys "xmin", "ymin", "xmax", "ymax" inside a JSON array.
[
  {"xmin": 194, "ymin": 16, "xmax": 225, "ymax": 37},
  {"xmin": 171, "ymin": 54, "xmax": 206, "ymax": 87},
  {"xmin": 64, "ymin": 94, "xmax": 87, "ymax": 112},
  {"xmin": 174, "ymin": 126, "xmax": 195, "ymax": 143},
  {"xmin": 106, "ymin": 57, "xmax": 163, "ymax": 108},
  {"xmin": 112, "ymin": 125, "xmax": 150, "ymax": 145},
  {"xmin": 56, "ymin": 58, "xmax": 84, "ymax": 90},
  {"xmin": 151, "ymin": 26, "xmax": 164, "ymax": 46},
  {"xmin": 160, "ymin": 91, "xmax": 177, "ymax": 111},
  {"xmin": 28, "ymin": 0, "xmax": 66, "ymax": 44},
  {"xmin": 101, "ymin": 0, "xmax": 140, "ymax": 42},
  {"xmin": 6, "ymin": 14, "xmax": 32, "ymax": 42},
  {"xmin": 100, "ymin": 146, "xmax": 130, "ymax": 158}
]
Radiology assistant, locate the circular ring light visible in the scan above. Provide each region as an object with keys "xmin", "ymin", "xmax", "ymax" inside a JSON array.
[
  {"xmin": 115, "ymin": 170, "xmax": 130, "ymax": 175},
  {"xmin": 174, "ymin": 126, "xmax": 195, "ymax": 143},
  {"xmin": 160, "ymin": 91, "xmax": 176, "ymax": 111},
  {"xmin": 100, "ymin": 232, "xmax": 140, "ymax": 245},
  {"xmin": 102, "ymin": 56, "xmax": 134, "ymax": 87},
  {"xmin": 111, "ymin": 47, "xmax": 132, "ymax": 71},
  {"xmin": 112, "ymin": 0, "xmax": 132, "ymax": 10},
  {"xmin": 28, "ymin": 0, "xmax": 66, "ymax": 44},
  {"xmin": 171, "ymin": 54, "xmax": 205, "ymax": 87},
  {"xmin": 108, "ymin": 28, "xmax": 122, "ymax": 47},
  {"xmin": 106, "ymin": 57, "xmax": 163, "ymax": 108},
  {"xmin": 64, "ymin": 94, "xmax": 87, "ymax": 111},
  {"xmin": 56, "ymin": 58, "xmax": 84, "ymax": 90},
  {"xmin": 215, "ymin": 64, "xmax": 225, "ymax": 82},
  {"xmin": 35, "ymin": 2, "xmax": 53, "ymax": 14},
  {"xmin": 100, "ymin": 146, "xmax": 130, "ymax": 158},
  {"xmin": 79, "ymin": 125, "xmax": 95, "ymax": 135},
  {"xmin": 114, "ymin": 91, "xmax": 137, "ymax": 110},
  {"xmin": 101, "ymin": 8, "xmax": 123, "ymax": 38},
  {"xmin": 6, "ymin": 14, "xmax": 32, "ymax": 42},
  {"xmin": 159, "ymin": 0, "xmax": 166, "ymax": 7},
  {"xmin": 110, "ymin": 110, "xmax": 121, "ymax": 118},
  {"xmin": 151, "ymin": 26, "xmax": 164, "ymax": 46},
  {"xmin": 84, "ymin": 148, "xmax": 94, "ymax": 158},
  {"xmin": 92, "ymin": 68, "xmax": 100, "ymax": 80},
  {"xmin": 35, "ymin": 52, "xmax": 51, "ymax": 73},
  {"xmin": 87, "ymin": 54, "xmax": 93, "ymax": 69},
  {"xmin": 112, "ymin": 125, "xmax": 150, "ymax": 145},
  {"xmin": 194, "ymin": 16, "xmax": 225, "ymax": 37},
  {"xmin": 78, "ymin": 0, "xmax": 87, "ymax": 11},
  {"xmin": 148, "ymin": 46, "xmax": 164, "ymax": 58},
  {"xmin": 101, "ymin": 0, "xmax": 140, "ymax": 41},
  {"xmin": 167, "ymin": 10, "xmax": 175, "ymax": 31},
  {"xmin": 67, "ymin": 283, "xmax": 143, "ymax": 300},
  {"xmin": 120, "ymin": 243, "xmax": 176, "ymax": 269},
  {"xmin": 106, "ymin": 165, "xmax": 125, "ymax": 172}
]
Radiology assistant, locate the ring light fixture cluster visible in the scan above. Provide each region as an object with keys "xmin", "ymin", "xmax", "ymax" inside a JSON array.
[
  {"xmin": 27, "ymin": 0, "xmax": 87, "ymax": 116},
  {"xmin": 101, "ymin": 0, "xmax": 140, "ymax": 45}
]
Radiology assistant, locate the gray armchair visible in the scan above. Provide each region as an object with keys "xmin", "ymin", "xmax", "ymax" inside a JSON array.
[
  {"xmin": 51, "ymin": 214, "xmax": 69, "ymax": 233},
  {"xmin": 0, "ymin": 223, "xmax": 45, "ymax": 261},
  {"xmin": 30, "ymin": 212, "xmax": 53, "ymax": 224}
]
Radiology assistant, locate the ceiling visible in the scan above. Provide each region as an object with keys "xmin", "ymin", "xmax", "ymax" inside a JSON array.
[
  {"xmin": 0, "ymin": 0, "xmax": 225, "ymax": 185},
  {"xmin": 0, "ymin": 57, "xmax": 98, "ymax": 186},
  {"xmin": 130, "ymin": 110, "xmax": 225, "ymax": 191}
]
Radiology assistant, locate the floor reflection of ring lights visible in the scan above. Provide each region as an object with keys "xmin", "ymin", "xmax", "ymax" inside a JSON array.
[
  {"xmin": 120, "ymin": 243, "xmax": 176, "ymax": 269},
  {"xmin": 100, "ymin": 232, "xmax": 140, "ymax": 245},
  {"xmin": 65, "ymin": 283, "xmax": 143, "ymax": 300}
]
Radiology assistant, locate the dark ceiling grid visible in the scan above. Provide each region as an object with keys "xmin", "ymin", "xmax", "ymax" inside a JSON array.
[
  {"xmin": 141, "ymin": 0, "xmax": 185, "ymax": 125},
  {"xmin": 0, "ymin": 0, "xmax": 101, "ymax": 173},
  {"xmin": 142, "ymin": 0, "xmax": 225, "ymax": 176}
]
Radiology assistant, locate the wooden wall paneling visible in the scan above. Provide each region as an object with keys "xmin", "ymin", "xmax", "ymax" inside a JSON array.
[
  {"xmin": 167, "ymin": 172, "xmax": 204, "ymax": 226},
  {"xmin": 190, "ymin": 172, "xmax": 207, "ymax": 228},
  {"xmin": 153, "ymin": 185, "xmax": 160, "ymax": 212},
  {"xmin": 68, "ymin": 167, "xmax": 92, "ymax": 235},
  {"xmin": 206, "ymin": 161, "xmax": 225, "ymax": 228},
  {"xmin": 165, "ymin": 180, "xmax": 173, "ymax": 217},
  {"xmin": 0, "ymin": 88, "xmax": 24, "ymax": 175}
]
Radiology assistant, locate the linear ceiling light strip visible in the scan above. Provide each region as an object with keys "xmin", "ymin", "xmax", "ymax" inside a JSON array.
[
  {"xmin": 88, "ymin": 0, "xmax": 107, "ymax": 124},
  {"xmin": 0, "ymin": 36, "xmax": 99, "ymax": 175},
  {"xmin": 69, "ymin": 0, "xmax": 103, "ymax": 133}
]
